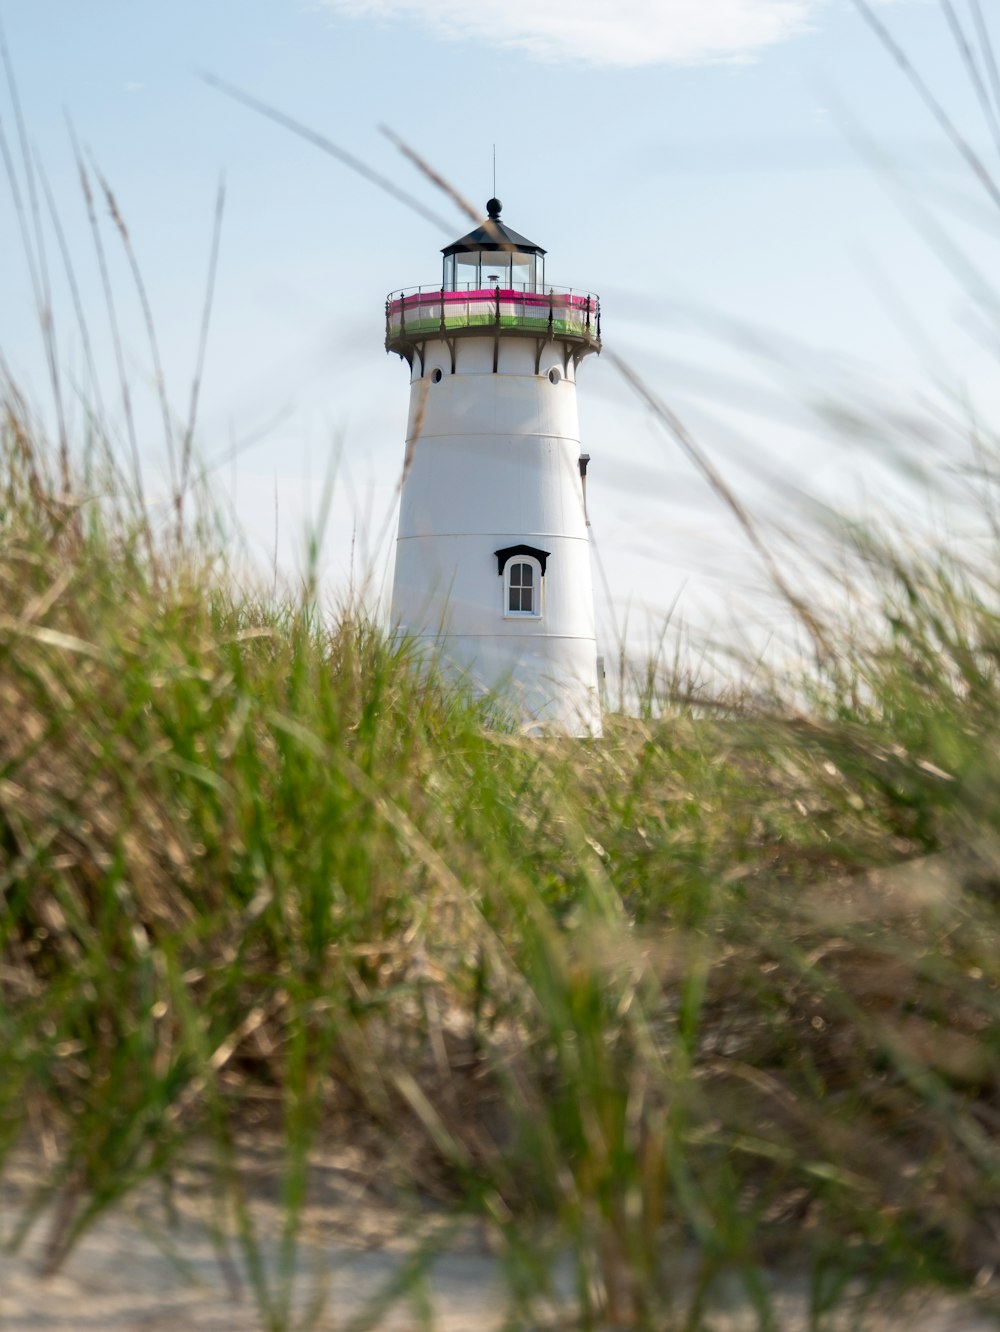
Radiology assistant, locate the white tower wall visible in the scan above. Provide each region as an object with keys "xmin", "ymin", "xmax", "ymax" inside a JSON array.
[{"xmin": 391, "ymin": 335, "xmax": 601, "ymax": 735}]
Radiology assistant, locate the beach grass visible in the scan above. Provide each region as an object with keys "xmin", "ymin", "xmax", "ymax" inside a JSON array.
[{"xmin": 3, "ymin": 390, "xmax": 1000, "ymax": 1329}]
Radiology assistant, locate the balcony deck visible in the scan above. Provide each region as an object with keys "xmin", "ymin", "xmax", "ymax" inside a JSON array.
[{"xmin": 385, "ymin": 285, "xmax": 601, "ymax": 357}]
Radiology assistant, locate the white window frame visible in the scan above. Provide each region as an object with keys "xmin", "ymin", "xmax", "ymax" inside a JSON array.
[{"xmin": 503, "ymin": 555, "xmax": 543, "ymax": 619}]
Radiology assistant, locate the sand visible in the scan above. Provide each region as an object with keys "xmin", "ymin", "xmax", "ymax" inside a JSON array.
[{"xmin": 1, "ymin": 1145, "xmax": 995, "ymax": 1331}]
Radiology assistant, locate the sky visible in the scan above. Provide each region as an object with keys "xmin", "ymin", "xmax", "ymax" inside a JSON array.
[{"xmin": 1, "ymin": 0, "xmax": 998, "ymax": 662}]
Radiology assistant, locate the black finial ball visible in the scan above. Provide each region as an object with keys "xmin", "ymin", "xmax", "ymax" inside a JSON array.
[{"xmin": 486, "ymin": 197, "xmax": 502, "ymax": 219}]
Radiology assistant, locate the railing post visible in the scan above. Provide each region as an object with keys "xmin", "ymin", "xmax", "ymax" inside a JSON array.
[
  {"xmin": 495, "ymin": 284, "xmax": 501, "ymax": 326},
  {"xmin": 596, "ymin": 297, "xmax": 601, "ymax": 341},
  {"xmin": 585, "ymin": 295, "xmax": 591, "ymax": 334},
  {"xmin": 439, "ymin": 286, "xmax": 446, "ymax": 335}
]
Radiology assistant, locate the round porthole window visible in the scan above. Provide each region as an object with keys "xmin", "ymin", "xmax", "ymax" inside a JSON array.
[
  {"xmin": 548, "ymin": 367, "xmax": 562, "ymax": 385},
  {"xmin": 431, "ymin": 368, "xmax": 443, "ymax": 383}
]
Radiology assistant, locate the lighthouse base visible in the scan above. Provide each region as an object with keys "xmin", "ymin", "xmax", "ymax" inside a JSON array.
[{"xmin": 407, "ymin": 633, "xmax": 603, "ymax": 739}]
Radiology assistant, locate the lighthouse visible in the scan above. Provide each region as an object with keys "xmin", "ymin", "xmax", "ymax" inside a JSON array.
[{"xmin": 385, "ymin": 198, "xmax": 602, "ymax": 736}]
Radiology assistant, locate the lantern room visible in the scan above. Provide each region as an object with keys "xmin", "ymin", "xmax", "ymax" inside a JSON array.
[{"xmin": 441, "ymin": 197, "xmax": 546, "ymax": 293}]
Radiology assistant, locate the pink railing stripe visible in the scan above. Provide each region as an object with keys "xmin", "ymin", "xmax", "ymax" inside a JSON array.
[{"xmin": 388, "ymin": 290, "xmax": 594, "ymax": 315}]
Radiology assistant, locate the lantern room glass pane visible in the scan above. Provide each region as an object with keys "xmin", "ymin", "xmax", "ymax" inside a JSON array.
[
  {"xmin": 482, "ymin": 254, "xmax": 509, "ymax": 288},
  {"xmin": 454, "ymin": 252, "xmax": 480, "ymax": 289},
  {"xmin": 510, "ymin": 253, "xmax": 535, "ymax": 291}
]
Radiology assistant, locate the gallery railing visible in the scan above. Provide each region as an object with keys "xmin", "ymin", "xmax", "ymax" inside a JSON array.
[{"xmin": 385, "ymin": 284, "xmax": 601, "ymax": 349}]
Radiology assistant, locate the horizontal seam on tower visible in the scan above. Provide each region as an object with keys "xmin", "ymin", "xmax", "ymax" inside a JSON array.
[
  {"xmin": 406, "ymin": 634, "xmax": 598, "ymax": 643},
  {"xmin": 402, "ymin": 434, "xmax": 581, "ymax": 440},
  {"xmin": 395, "ymin": 534, "xmax": 590, "ymax": 541}
]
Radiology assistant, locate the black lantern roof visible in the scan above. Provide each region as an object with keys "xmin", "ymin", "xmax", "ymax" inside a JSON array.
[{"xmin": 441, "ymin": 198, "xmax": 546, "ymax": 257}]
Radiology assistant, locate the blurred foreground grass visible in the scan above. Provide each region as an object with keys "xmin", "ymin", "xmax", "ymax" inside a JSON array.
[{"xmin": 3, "ymin": 396, "xmax": 1000, "ymax": 1331}]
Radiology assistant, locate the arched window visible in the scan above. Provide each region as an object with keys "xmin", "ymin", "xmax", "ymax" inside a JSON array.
[
  {"xmin": 495, "ymin": 544, "xmax": 549, "ymax": 620},
  {"xmin": 507, "ymin": 560, "xmax": 536, "ymax": 614}
]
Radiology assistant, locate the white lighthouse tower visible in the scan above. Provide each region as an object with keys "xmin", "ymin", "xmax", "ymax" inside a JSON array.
[{"xmin": 386, "ymin": 198, "xmax": 602, "ymax": 736}]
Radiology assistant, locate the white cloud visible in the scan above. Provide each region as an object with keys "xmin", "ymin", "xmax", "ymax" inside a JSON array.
[{"xmin": 321, "ymin": 0, "xmax": 823, "ymax": 67}]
